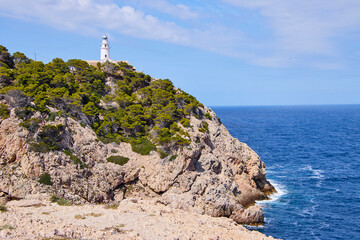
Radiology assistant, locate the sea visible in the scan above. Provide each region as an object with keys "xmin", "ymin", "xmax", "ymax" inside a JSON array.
[{"xmin": 212, "ymin": 105, "xmax": 360, "ymax": 240}]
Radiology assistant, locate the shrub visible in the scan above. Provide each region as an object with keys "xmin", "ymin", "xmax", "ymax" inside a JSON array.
[
  {"xmin": 29, "ymin": 142, "xmax": 50, "ymax": 153},
  {"xmin": 47, "ymin": 112, "xmax": 58, "ymax": 121},
  {"xmin": 0, "ymin": 104, "xmax": 10, "ymax": 119},
  {"xmin": 19, "ymin": 118, "xmax": 40, "ymax": 133},
  {"xmin": 180, "ymin": 117, "xmax": 190, "ymax": 128},
  {"xmin": 199, "ymin": 121, "xmax": 209, "ymax": 133},
  {"xmin": 74, "ymin": 214, "xmax": 86, "ymax": 219},
  {"xmin": 14, "ymin": 106, "xmax": 34, "ymax": 120},
  {"xmin": 50, "ymin": 195, "xmax": 71, "ymax": 206},
  {"xmin": 172, "ymin": 134, "xmax": 191, "ymax": 147},
  {"xmin": 169, "ymin": 154, "xmax": 177, "ymax": 161},
  {"xmin": 104, "ymin": 203, "xmax": 119, "ymax": 209},
  {"xmin": 37, "ymin": 124, "xmax": 64, "ymax": 151},
  {"xmin": 204, "ymin": 112, "xmax": 212, "ymax": 120},
  {"xmin": 107, "ymin": 155, "xmax": 129, "ymax": 166},
  {"xmin": 0, "ymin": 225, "xmax": 14, "ymax": 230},
  {"xmin": 0, "ymin": 205, "xmax": 7, "ymax": 212},
  {"xmin": 64, "ymin": 149, "xmax": 87, "ymax": 169},
  {"xmin": 158, "ymin": 149, "xmax": 169, "ymax": 159},
  {"xmin": 131, "ymin": 137, "xmax": 156, "ymax": 155},
  {"xmin": 38, "ymin": 173, "xmax": 53, "ymax": 185}
]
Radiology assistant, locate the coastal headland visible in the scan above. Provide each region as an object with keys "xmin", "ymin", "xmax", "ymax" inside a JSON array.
[{"xmin": 0, "ymin": 46, "xmax": 276, "ymax": 239}]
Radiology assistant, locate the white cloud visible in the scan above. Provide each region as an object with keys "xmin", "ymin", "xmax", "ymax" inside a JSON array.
[
  {"xmin": 222, "ymin": 0, "xmax": 360, "ymax": 56},
  {"xmin": 1, "ymin": 0, "xmax": 359, "ymax": 69},
  {"xmin": 0, "ymin": 0, "xmax": 190, "ymax": 43},
  {"xmin": 0, "ymin": 0, "xmax": 246, "ymax": 58},
  {"xmin": 121, "ymin": 0, "xmax": 198, "ymax": 20}
]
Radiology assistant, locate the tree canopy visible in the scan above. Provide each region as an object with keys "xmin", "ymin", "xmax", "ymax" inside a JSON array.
[{"xmin": 0, "ymin": 45, "xmax": 206, "ymax": 155}]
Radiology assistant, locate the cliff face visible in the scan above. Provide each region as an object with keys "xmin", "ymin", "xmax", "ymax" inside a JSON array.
[
  {"xmin": 0, "ymin": 46, "xmax": 274, "ymax": 225},
  {"xmin": 0, "ymin": 104, "xmax": 274, "ymax": 225}
]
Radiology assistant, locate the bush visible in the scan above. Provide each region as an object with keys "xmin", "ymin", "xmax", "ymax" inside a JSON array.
[
  {"xmin": 38, "ymin": 173, "xmax": 53, "ymax": 185},
  {"xmin": 14, "ymin": 106, "xmax": 34, "ymax": 120},
  {"xmin": 131, "ymin": 137, "xmax": 156, "ymax": 155},
  {"xmin": 29, "ymin": 142, "xmax": 50, "ymax": 153},
  {"xmin": 204, "ymin": 112, "xmax": 212, "ymax": 120},
  {"xmin": 0, "ymin": 104, "xmax": 10, "ymax": 119},
  {"xmin": 47, "ymin": 112, "xmax": 59, "ymax": 121},
  {"xmin": 180, "ymin": 118, "xmax": 190, "ymax": 128},
  {"xmin": 169, "ymin": 154, "xmax": 177, "ymax": 161},
  {"xmin": 107, "ymin": 155, "xmax": 129, "ymax": 166},
  {"xmin": 172, "ymin": 134, "xmax": 191, "ymax": 147},
  {"xmin": 158, "ymin": 149, "xmax": 169, "ymax": 159},
  {"xmin": 0, "ymin": 205, "xmax": 7, "ymax": 212},
  {"xmin": 199, "ymin": 121, "xmax": 209, "ymax": 133},
  {"xmin": 19, "ymin": 118, "xmax": 40, "ymax": 133},
  {"xmin": 64, "ymin": 149, "xmax": 87, "ymax": 169},
  {"xmin": 50, "ymin": 195, "xmax": 71, "ymax": 206},
  {"xmin": 37, "ymin": 124, "xmax": 64, "ymax": 151}
]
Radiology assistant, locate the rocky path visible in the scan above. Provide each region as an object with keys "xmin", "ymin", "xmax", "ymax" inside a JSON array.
[{"xmin": 0, "ymin": 196, "xmax": 277, "ymax": 240}]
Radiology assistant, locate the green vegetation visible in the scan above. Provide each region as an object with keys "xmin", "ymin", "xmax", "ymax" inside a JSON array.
[
  {"xmin": 0, "ymin": 225, "xmax": 14, "ymax": 230},
  {"xmin": 19, "ymin": 118, "xmax": 40, "ymax": 133},
  {"xmin": 0, "ymin": 45, "xmax": 211, "ymax": 156},
  {"xmin": 158, "ymin": 149, "xmax": 169, "ymax": 159},
  {"xmin": 47, "ymin": 111, "xmax": 59, "ymax": 121},
  {"xmin": 0, "ymin": 104, "xmax": 10, "ymax": 119},
  {"xmin": 180, "ymin": 117, "xmax": 191, "ymax": 127},
  {"xmin": 0, "ymin": 205, "xmax": 7, "ymax": 212},
  {"xmin": 38, "ymin": 172, "xmax": 53, "ymax": 185},
  {"xmin": 106, "ymin": 155, "xmax": 129, "ymax": 166},
  {"xmin": 50, "ymin": 195, "xmax": 71, "ymax": 206},
  {"xmin": 169, "ymin": 154, "xmax": 178, "ymax": 161},
  {"xmin": 104, "ymin": 203, "xmax": 119, "ymax": 209},
  {"xmin": 204, "ymin": 112, "xmax": 212, "ymax": 120},
  {"xmin": 64, "ymin": 149, "xmax": 88, "ymax": 169},
  {"xmin": 29, "ymin": 142, "xmax": 51, "ymax": 153},
  {"xmin": 199, "ymin": 121, "xmax": 209, "ymax": 133},
  {"xmin": 131, "ymin": 137, "xmax": 156, "ymax": 155},
  {"xmin": 74, "ymin": 214, "xmax": 86, "ymax": 220}
]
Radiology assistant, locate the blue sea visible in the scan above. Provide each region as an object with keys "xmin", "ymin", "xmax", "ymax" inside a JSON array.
[{"xmin": 212, "ymin": 105, "xmax": 360, "ymax": 240}]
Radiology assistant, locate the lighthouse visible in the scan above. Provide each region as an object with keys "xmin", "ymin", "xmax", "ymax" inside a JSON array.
[
  {"xmin": 86, "ymin": 35, "xmax": 129, "ymax": 66},
  {"xmin": 100, "ymin": 35, "xmax": 111, "ymax": 62}
]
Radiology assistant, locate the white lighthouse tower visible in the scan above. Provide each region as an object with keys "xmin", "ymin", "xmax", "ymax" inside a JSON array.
[{"xmin": 100, "ymin": 35, "xmax": 111, "ymax": 62}]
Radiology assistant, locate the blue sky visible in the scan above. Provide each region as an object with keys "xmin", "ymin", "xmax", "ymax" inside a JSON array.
[{"xmin": 1, "ymin": 0, "xmax": 360, "ymax": 106}]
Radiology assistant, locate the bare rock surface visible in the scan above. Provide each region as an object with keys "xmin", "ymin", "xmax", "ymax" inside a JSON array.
[
  {"xmin": 0, "ymin": 105, "xmax": 275, "ymax": 226},
  {"xmin": 0, "ymin": 197, "xmax": 279, "ymax": 240}
]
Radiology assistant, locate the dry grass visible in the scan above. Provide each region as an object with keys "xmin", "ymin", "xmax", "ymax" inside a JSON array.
[
  {"xmin": 103, "ymin": 203, "xmax": 119, "ymax": 210},
  {"xmin": 74, "ymin": 214, "xmax": 86, "ymax": 220}
]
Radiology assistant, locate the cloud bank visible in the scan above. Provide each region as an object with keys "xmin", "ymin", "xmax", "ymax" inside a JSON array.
[{"xmin": 1, "ymin": 0, "xmax": 359, "ymax": 68}]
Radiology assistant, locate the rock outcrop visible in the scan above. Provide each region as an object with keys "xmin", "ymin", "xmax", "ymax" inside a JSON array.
[
  {"xmin": 0, "ymin": 196, "xmax": 279, "ymax": 239},
  {"xmin": 0, "ymin": 103, "xmax": 274, "ymax": 225}
]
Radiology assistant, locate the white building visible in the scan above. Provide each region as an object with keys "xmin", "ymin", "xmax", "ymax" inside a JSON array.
[
  {"xmin": 100, "ymin": 35, "xmax": 117, "ymax": 63},
  {"xmin": 86, "ymin": 35, "xmax": 129, "ymax": 66}
]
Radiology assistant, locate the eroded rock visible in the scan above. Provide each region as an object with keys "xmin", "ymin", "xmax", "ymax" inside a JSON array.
[{"xmin": 0, "ymin": 105, "xmax": 275, "ymax": 225}]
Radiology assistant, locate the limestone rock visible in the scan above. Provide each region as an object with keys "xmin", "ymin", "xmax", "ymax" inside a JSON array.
[{"xmin": 0, "ymin": 105, "xmax": 275, "ymax": 226}]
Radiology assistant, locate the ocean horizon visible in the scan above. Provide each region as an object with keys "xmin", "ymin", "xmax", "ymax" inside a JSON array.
[{"xmin": 212, "ymin": 105, "xmax": 360, "ymax": 240}]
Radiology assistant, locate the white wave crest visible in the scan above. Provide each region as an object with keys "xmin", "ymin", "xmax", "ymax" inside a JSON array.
[{"xmin": 256, "ymin": 179, "xmax": 287, "ymax": 205}]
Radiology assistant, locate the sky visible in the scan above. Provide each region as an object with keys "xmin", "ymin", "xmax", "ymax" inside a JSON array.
[{"xmin": 1, "ymin": 0, "xmax": 360, "ymax": 106}]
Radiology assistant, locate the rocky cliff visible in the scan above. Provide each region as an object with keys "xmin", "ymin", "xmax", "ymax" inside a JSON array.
[
  {"xmin": 0, "ymin": 46, "xmax": 275, "ymax": 226},
  {"xmin": 0, "ymin": 103, "xmax": 274, "ymax": 225}
]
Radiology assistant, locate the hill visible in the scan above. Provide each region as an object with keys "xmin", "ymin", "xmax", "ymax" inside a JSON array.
[{"xmin": 0, "ymin": 45, "xmax": 275, "ymax": 229}]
